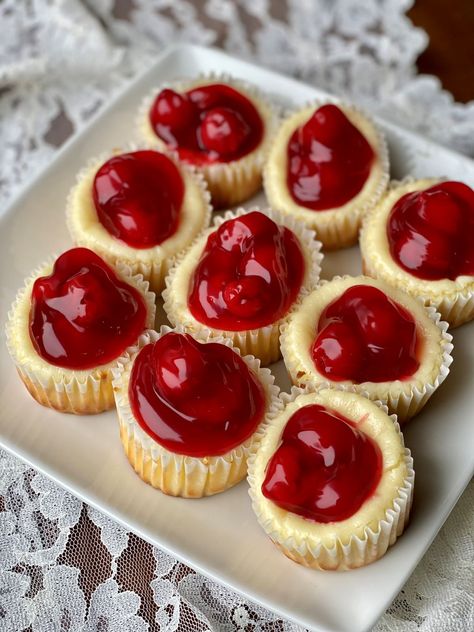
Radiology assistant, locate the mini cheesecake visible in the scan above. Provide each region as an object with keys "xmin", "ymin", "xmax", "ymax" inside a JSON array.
[
  {"xmin": 112, "ymin": 327, "xmax": 279, "ymax": 497},
  {"xmin": 66, "ymin": 149, "xmax": 212, "ymax": 293},
  {"xmin": 264, "ymin": 102, "xmax": 389, "ymax": 249},
  {"xmin": 163, "ymin": 208, "xmax": 323, "ymax": 365},
  {"xmin": 5, "ymin": 248, "xmax": 156, "ymax": 414},
  {"xmin": 248, "ymin": 388, "xmax": 414, "ymax": 570},
  {"xmin": 360, "ymin": 179, "xmax": 474, "ymax": 327},
  {"xmin": 138, "ymin": 77, "xmax": 278, "ymax": 208},
  {"xmin": 280, "ymin": 276, "xmax": 453, "ymax": 422}
]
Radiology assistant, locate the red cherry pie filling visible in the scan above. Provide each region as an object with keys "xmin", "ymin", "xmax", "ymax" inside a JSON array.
[
  {"xmin": 262, "ymin": 404, "xmax": 382, "ymax": 523},
  {"xmin": 287, "ymin": 104, "xmax": 375, "ymax": 211},
  {"xmin": 387, "ymin": 181, "xmax": 474, "ymax": 281},
  {"xmin": 187, "ymin": 211, "xmax": 305, "ymax": 331},
  {"xmin": 129, "ymin": 332, "xmax": 266, "ymax": 457},
  {"xmin": 92, "ymin": 150, "xmax": 184, "ymax": 249},
  {"xmin": 311, "ymin": 285, "xmax": 420, "ymax": 382},
  {"xmin": 149, "ymin": 84, "xmax": 264, "ymax": 165},
  {"xmin": 29, "ymin": 248, "xmax": 147, "ymax": 370}
]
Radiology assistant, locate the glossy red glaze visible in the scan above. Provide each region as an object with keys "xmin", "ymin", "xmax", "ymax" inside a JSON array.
[
  {"xmin": 387, "ymin": 181, "xmax": 474, "ymax": 280},
  {"xmin": 129, "ymin": 332, "xmax": 266, "ymax": 457},
  {"xmin": 149, "ymin": 84, "xmax": 263, "ymax": 164},
  {"xmin": 187, "ymin": 211, "xmax": 305, "ymax": 331},
  {"xmin": 262, "ymin": 404, "xmax": 382, "ymax": 522},
  {"xmin": 93, "ymin": 150, "xmax": 184, "ymax": 249},
  {"xmin": 286, "ymin": 104, "xmax": 375, "ymax": 210},
  {"xmin": 311, "ymin": 285, "xmax": 419, "ymax": 382},
  {"xmin": 29, "ymin": 248, "xmax": 147, "ymax": 370}
]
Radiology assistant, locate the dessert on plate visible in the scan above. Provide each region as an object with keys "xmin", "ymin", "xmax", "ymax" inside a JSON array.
[
  {"xmin": 163, "ymin": 207, "xmax": 323, "ymax": 364},
  {"xmin": 112, "ymin": 326, "xmax": 279, "ymax": 497},
  {"xmin": 66, "ymin": 148, "xmax": 212, "ymax": 293},
  {"xmin": 248, "ymin": 388, "xmax": 414, "ymax": 570},
  {"xmin": 5, "ymin": 247, "xmax": 155, "ymax": 414},
  {"xmin": 360, "ymin": 179, "xmax": 474, "ymax": 326},
  {"xmin": 264, "ymin": 102, "xmax": 389, "ymax": 249},
  {"xmin": 138, "ymin": 76, "xmax": 278, "ymax": 207},
  {"xmin": 280, "ymin": 275, "xmax": 453, "ymax": 422}
]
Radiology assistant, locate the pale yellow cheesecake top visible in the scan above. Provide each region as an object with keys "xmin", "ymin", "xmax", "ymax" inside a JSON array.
[
  {"xmin": 360, "ymin": 178, "xmax": 474, "ymax": 300},
  {"xmin": 249, "ymin": 389, "xmax": 409, "ymax": 548},
  {"xmin": 6, "ymin": 260, "xmax": 155, "ymax": 384},
  {"xmin": 67, "ymin": 150, "xmax": 211, "ymax": 266},
  {"xmin": 138, "ymin": 77, "xmax": 277, "ymax": 168},
  {"xmin": 280, "ymin": 275, "xmax": 449, "ymax": 399},
  {"xmin": 264, "ymin": 104, "xmax": 388, "ymax": 228},
  {"xmin": 163, "ymin": 208, "xmax": 321, "ymax": 337}
]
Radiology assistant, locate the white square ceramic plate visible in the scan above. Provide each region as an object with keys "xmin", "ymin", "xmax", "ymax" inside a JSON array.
[{"xmin": 1, "ymin": 44, "xmax": 473, "ymax": 632}]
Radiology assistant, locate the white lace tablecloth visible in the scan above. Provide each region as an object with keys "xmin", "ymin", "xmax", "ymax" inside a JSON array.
[{"xmin": 1, "ymin": 1, "xmax": 473, "ymax": 630}]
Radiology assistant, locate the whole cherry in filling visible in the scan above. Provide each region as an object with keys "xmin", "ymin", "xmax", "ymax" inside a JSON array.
[
  {"xmin": 312, "ymin": 285, "xmax": 419, "ymax": 382},
  {"xmin": 262, "ymin": 404, "xmax": 382, "ymax": 522},
  {"xmin": 287, "ymin": 104, "xmax": 375, "ymax": 210},
  {"xmin": 29, "ymin": 248, "xmax": 147, "ymax": 370},
  {"xmin": 93, "ymin": 150, "xmax": 184, "ymax": 249},
  {"xmin": 387, "ymin": 181, "xmax": 474, "ymax": 280},
  {"xmin": 149, "ymin": 84, "xmax": 263, "ymax": 164},
  {"xmin": 129, "ymin": 332, "xmax": 266, "ymax": 457},
  {"xmin": 187, "ymin": 211, "xmax": 305, "ymax": 331}
]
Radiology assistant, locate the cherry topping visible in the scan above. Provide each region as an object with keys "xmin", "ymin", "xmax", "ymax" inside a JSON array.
[
  {"xmin": 287, "ymin": 104, "xmax": 375, "ymax": 210},
  {"xmin": 149, "ymin": 83, "xmax": 263, "ymax": 164},
  {"xmin": 314, "ymin": 320, "xmax": 364, "ymax": 381},
  {"xmin": 93, "ymin": 150, "xmax": 184, "ymax": 249},
  {"xmin": 187, "ymin": 211, "xmax": 305, "ymax": 331},
  {"xmin": 387, "ymin": 181, "xmax": 474, "ymax": 280},
  {"xmin": 262, "ymin": 404, "xmax": 382, "ymax": 522},
  {"xmin": 223, "ymin": 277, "xmax": 268, "ymax": 318},
  {"xmin": 129, "ymin": 332, "xmax": 266, "ymax": 457},
  {"xmin": 151, "ymin": 89, "xmax": 196, "ymax": 133},
  {"xmin": 311, "ymin": 285, "xmax": 419, "ymax": 382},
  {"xmin": 29, "ymin": 248, "xmax": 147, "ymax": 370},
  {"xmin": 200, "ymin": 107, "xmax": 249, "ymax": 155},
  {"xmin": 301, "ymin": 104, "xmax": 348, "ymax": 147}
]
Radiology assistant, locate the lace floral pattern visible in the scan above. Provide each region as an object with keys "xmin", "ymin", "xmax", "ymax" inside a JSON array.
[{"xmin": 1, "ymin": 1, "xmax": 473, "ymax": 630}]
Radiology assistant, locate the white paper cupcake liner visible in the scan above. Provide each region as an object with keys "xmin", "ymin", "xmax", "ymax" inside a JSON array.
[
  {"xmin": 65, "ymin": 143, "xmax": 213, "ymax": 294},
  {"xmin": 137, "ymin": 73, "xmax": 280, "ymax": 208},
  {"xmin": 360, "ymin": 177, "xmax": 474, "ymax": 328},
  {"xmin": 280, "ymin": 275, "xmax": 453, "ymax": 423},
  {"xmin": 162, "ymin": 206, "xmax": 323, "ymax": 365},
  {"xmin": 5, "ymin": 256, "xmax": 156, "ymax": 415},
  {"xmin": 247, "ymin": 385, "xmax": 415, "ymax": 570},
  {"xmin": 264, "ymin": 99, "xmax": 390, "ymax": 249},
  {"xmin": 430, "ymin": 290, "xmax": 474, "ymax": 327},
  {"xmin": 111, "ymin": 325, "xmax": 280, "ymax": 497}
]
